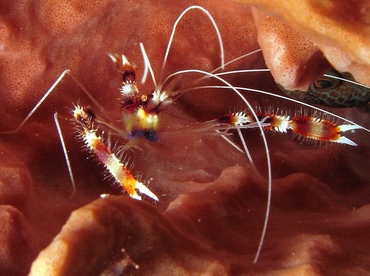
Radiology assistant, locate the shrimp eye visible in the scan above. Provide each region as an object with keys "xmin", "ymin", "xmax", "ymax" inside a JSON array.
[
  {"xmin": 141, "ymin": 95, "xmax": 148, "ymax": 102},
  {"xmin": 313, "ymin": 79, "xmax": 334, "ymax": 89}
]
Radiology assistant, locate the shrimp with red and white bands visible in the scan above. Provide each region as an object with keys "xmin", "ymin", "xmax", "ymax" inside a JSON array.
[
  {"xmin": 1, "ymin": 5, "xmax": 369, "ymax": 267},
  {"xmin": 71, "ymin": 50, "xmax": 363, "ymax": 202}
]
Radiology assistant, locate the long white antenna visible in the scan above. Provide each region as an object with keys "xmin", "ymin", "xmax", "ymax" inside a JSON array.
[
  {"xmin": 140, "ymin": 42, "xmax": 157, "ymax": 87},
  {"xmin": 163, "ymin": 68, "xmax": 272, "ymax": 263},
  {"xmin": 1, "ymin": 69, "xmax": 107, "ymax": 135},
  {"xmin": 54, "ymin": 112, "xmax": 76, "ymax": 198},
  {"xmin": 161, "ymin": 5, "xmax": 225, "ymax": 81}
]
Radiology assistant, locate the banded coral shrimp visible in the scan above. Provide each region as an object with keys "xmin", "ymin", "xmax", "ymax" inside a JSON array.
[{"xmin": 0, "ymin": 1, "xmax": 370, "ymax": 275}]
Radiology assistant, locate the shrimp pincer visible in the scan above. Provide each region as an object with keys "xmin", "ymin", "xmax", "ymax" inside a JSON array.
[{"xmin": 73, "ymin": 105, "xmax": 158, "ymax": 201}]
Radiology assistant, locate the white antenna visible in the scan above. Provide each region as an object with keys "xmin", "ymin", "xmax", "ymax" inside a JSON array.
[
  {"xmin": 54, "ymin": 112, "xmax": 76, "ymax": 198},
  {"xmin": 161, "ymin": 5, "xmax": 225, "ymax": 81},
  {"xmin": 140, "ymin": 42, "xmax": 157, "ymax": 87}
]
